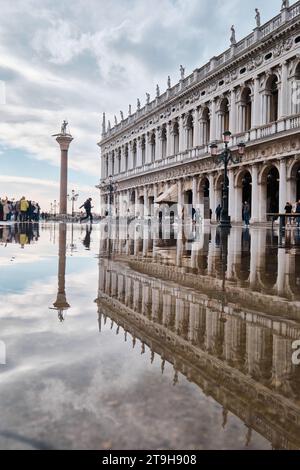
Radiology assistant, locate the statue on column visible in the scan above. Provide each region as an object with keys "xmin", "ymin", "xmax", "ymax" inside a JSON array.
[
  {"xmin": 107, "ymin": 120, "xmax": 111, "ymax": 131},
  {"xmin": 146, "ymin": 93, "xmax": 150, "ymax": 105},
  {"xmin": 120, "ymin": 110, "xmax": 124, "ymax": 121},
  {"xmin": 61, "ymin": 120, "xmax": 68, "ymax": 135},
  {"xmin": 114, "ymin": 115, "xmax": 118, "ymax": 126},
  {"xmin": 137, "ymin": 98, "xmax": 141, "ymax": 111},
  {"xmin": 281, "ymin": 0, "xmax": 289, "ymax": 9},
  {"xmin": 255, "ymin": 8, "xmax": 261, "ymax": 28},
  {"xmin": 230, "ymin": 25, "xmax": 236, "ymax": 45},
  {"xmin": 167, "ymin": 76, "xmax": 171, "ymax": 89},
  {"xmin": 156, "ymin": 84, "xmax": 160, "ymax": 98},
  {"xmin": 180, "ymin": 65, "xmax": 185, "ymax": 80},
  {"xmin": 128, "ymin": 104, "xmax": 132, "ymax": 116}
]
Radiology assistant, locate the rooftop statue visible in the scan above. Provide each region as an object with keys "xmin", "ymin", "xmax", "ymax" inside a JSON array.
[{"xmin": 61, "ymin": 120, "xmax": 68, "ymax": 135}]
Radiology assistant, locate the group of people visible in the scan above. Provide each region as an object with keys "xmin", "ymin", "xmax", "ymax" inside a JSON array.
[
  {"xmin": 285, "ymin": 201, "xmax": 300, "ymax": 226},
  {"xmin": 0, "ymin": 197, "xmax": 41, "ymax": 222}
]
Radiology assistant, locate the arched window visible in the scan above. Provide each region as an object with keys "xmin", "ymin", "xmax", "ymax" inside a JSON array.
[
  {"xmin": 186, "ymin": 113, "xmax": 194, "ymax": 149},
  {"xmin": 150, "ymin": 132, "xmax": 155, "ymax": 162},
  {"xmin": 201, "ymin": 107, "xmax": 210, "ymax": 145},
  {"xmin": 141, "ymin": 136, "xmax": 146, "ymax": 165},
  {"xmin": 173, "ymin": 121, "xmax": 179, "ymax": 154},
  {"xmin": 132, "ymin": 141, "xmax": 137, "ymax": 168},
  {"xmin": 241, "ymin": 87, "xmax": 252, "ymax": 131},
  {"xmin": 219, "ymin": 98, "xmax": 230, "ymax": 137},
  {"xmin": 266, "ymin": 75, "xmax": 278, "ymax": 123},
  {"xmin": 161, "ymin": 126, "xmax": 167, "ymax": 158},
  {"xmin": 293, "ymin": 63, "xmax": 300, "ymax": 114}
]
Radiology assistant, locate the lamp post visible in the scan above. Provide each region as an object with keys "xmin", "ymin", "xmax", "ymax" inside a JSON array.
[
  {"xmin": 67, "ymin": 190, "xmax": 79, "ymax": 218},
  {"xmin": 210, "ymin": 131, "xmax": 246, "ymax": 229}
]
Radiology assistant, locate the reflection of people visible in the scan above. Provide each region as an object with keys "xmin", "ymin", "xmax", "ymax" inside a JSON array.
[
  {"xmin": 83, "ymin": 226, "xmax": 92, "ymax": 250},
  {"xmin": 80, "ymin": 198, "xmax": 93, "ymax": 224}
]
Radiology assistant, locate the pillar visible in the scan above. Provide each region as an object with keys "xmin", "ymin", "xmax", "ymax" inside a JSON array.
[
  {"xmin": 210, "ymin": 100, "xmax": 217, "ymax": 142},
  {"xmin": 252, "ymin": 75, "xmax": 260, "ymax": 128},
  {"xmin": 55, "ymin": 133, "xmax": 73, "ymax": 216},
  {"xmin": 279, "ymin": 158, "xmax": 287, "ymax": 213},
  {"xmin": 251, "ymin": 164, "xmax": 259, "ymax": 223},
  {"xmin": 229, "ymin": 89, "xmax": 237, "ymax": 134},
  {"xmin": 209, "ymin": 174, "xmax": 216, "ymax": 221},
  {"xmin": 194, "ymin": 108, "xmax": 200, "ymax": 147}
]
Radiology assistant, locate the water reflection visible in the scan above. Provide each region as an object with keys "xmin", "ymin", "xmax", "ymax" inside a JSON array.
[
  {"xmin": 0, "ymin": 223, "xmax": 40, "ymax": 247},
  {"xmin": 96, "ymin": 222, "xmax": 300, "ymax": 450},
  {"xmin": 50, "ymin": 223, "xmax": 70, "ymax": 322}
]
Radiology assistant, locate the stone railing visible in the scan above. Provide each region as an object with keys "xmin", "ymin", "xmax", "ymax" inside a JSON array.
[{"xmin": 102, "ymin": 1, "xmax": 300, "ymax": 142}]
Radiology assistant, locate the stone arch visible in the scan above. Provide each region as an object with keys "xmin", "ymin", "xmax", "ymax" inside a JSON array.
[
  {"xmin": 185, "ymin": 113, "xmax": 194, "ymax": 149},
  {"xmin": 200, "ymin": 106, "xmax": 210, "ymax": 145},
  {"xmin": 288, "ymin": 159, "xmax": 300, "ymax": 203},
  {"xmin": 265, "ymin": 74, "xmax": 279, "ymax": 123},
  {"xmin": 259, "ymin": 164, "xmax": 280, "ymax": 219},
  {"xmin": 219, "ymin": 97, "xmax": 230, "ymax": 134},
  {"xmin": 234, "ymin": 169, "xmax": 252, "ymax": 222}
]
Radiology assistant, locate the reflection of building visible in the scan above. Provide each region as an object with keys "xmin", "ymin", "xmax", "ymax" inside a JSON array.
[
  {"xmin": 99, "ymin": 4, "xmax": 300, "ymax": 224},
  {"xmin": 95, "ymin": 227, "xmax": 300, "ymax": 449},
  {"xmin": 51, "ymin": 223, "xmax": 70, "ymax": 321},
  {"xmin": 0, "ymin": 223, "xmax": 39, "ymax": 246}
]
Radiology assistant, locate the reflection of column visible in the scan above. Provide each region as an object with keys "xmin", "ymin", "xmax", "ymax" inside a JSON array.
[
  {"xmin": 276, "ymin": 248, "xmax": 286, "ymax": 296},
  {"xmin": 52, "ymin": 223, "xmax": 70, "ymax": 320},
  {"xmin": 246, "ymin": 324, "xmax": 273, "ymax": 380},
  {"xmin": 177, "ymin": 179, "xmax": 183, "ymax": 220},
  {"xmin": 271, "ymin": 335, "xmax": 294, "ymax": 393},
  {"xmin": 209, "ymin": 174, "xmax": 216, "ymax": 221},
  {"xmin": 249, "ymin": 229, "xmax": 258, "ymax": 287}
]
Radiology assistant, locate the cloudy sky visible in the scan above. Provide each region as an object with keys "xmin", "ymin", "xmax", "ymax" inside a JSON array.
[{"xmin": 0, "ymin": 0, "xmax": 288, "ymax": 212}]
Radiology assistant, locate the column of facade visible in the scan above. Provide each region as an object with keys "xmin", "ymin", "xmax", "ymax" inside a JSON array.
[
  {"xmin": 229, "ymin": 88, "xmax": 237, "ymax": 134},
  {"xmin": 108, "ymin": 151, "xmax": 113, "ymax": 176},
  {"xmin": 128, "ymin": 142, "xmax": 133, "ymax": 170},
  {"xmin": 146, "ymin": 133, "xmax": 151, "ymax": 164},
  {"xmin": 228, "ymin": 169, "xmax": 235, "ymax": 220},
  {"xmin": 193, "ymin": 108, "xmax": 200, "ymax": 147},
  {"xmin": 143, "ymin": 186, "xmax": 149, "ymax": 218},
  {"xmin": 251, "ymin": 164, "xmax": 259, "ymax": 223},
  {"xmin": 209, "ymin": 173, "xmax": 216, "ymax": 221},
  {"xmin": 251, "ymin": 75, "xmax": 261, "ymax": 129},
  {"xmin": 153, "ymin": 183, "xmax": 159, "ymax": 218},
  {"xmin": 177, "ymin": 178, "xmax": 183, "ymax": 220},
  {"xmin": 136, "ymin": 137, "xmax": 142, "ymax": 167},
  {"xmin": 279, "ymin": 158, "xmax": 287, "ymax": 213},
  {"xmin": 155, "ymin": 128, "xmax": 161, "ymax": 161},
  {"xmin": 209, "ymin": 100, "xmax": 217, "ymax": 142},
  {"xmin": 166, "ymin": 121, "xmax": 172, "ymax": 157},
  {"xmin": 120, "ymin": 146, "xmax": 125, "ymax": 173},
  {"xmin": 179, "ymin": 116, "xmax": 185, "ymax": 152},
  {"xmin": 101, "ymin": 153, "xmax": 106, "ymax": 179},
  {"xmin": 278, "ymin": 61, "xmax": 289, "ymax": 124}
]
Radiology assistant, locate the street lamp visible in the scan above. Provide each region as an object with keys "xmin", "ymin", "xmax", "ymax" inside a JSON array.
[
  {"xmin": 67, "ymin": 190, "xmax": 79, "ymax": 218},
  {"xmin": 210, "ymin": 131, "xmax": 246, "ymax": 228}
]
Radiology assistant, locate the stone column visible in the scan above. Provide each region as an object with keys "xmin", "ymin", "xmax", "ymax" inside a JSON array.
[
  {"xmin": 193, "ymin": 108, "xmax": 200, "ymax": 147},
  {"xmin": 137, "ymin": 138, "xmax": 142, "ymax": 167},
  {"xmin": 155, "ymin": 128, "xmax": 161, "ymax": 161},
  {"xmin": 128, "ymin": 142, "xmax": 133, "ymax": 170},
  {"xmin": 279, "ymin": 61, "xmax": 289, "ymax": 119},
  {"xmin": 177, "ymin": 179, "xmax": 183, "ymax": 220},
  {"xmin": 209, "ymin": 173, "xmax": 216, "ymax": 221},
  {"xmin": 251, "ymin": 164, "xmax": 259, "ymax": 223},
  {"xmin": 144, "ymin": 186, "xmax": 149, "ymax": 218},
  {"xmin": 229, "ymin": 89, "xmax": 237, "ymax": 134},
  {"xmin": 210, "ymin": 100, "xmax": 217, "ymax": 142},
  {"xmin": 279, "ymin": 158, "xmax": 287, "ymax": 213},
  {"xmin": 166, "ymin": 122, "xmax": 172, "ymax": 157},
  {"xmin": 179, "ymin": 116, "xmax": 185, "ymax": 152},
  {"xmin": 252, "ymin": 75, "xmax": 261, "ymax": 128},
  {"xmin": 55, "ymin": 133, "xmax": 73, "ymax": 216},
  {"xmin": 228, "ymin": 169, "xmax": 235, "ymax": 220}
]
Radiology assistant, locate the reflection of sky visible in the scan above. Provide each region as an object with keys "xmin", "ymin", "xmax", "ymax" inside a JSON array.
[{"xmin": 0, "ymin": 225, "xmax": 269, "ymax": 450}]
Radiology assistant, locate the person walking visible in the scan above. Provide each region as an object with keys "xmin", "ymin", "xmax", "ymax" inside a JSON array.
[
  {"xmin": 243, "ymin": 202, "xmax": 251, "ymax": 227},
  {"xmin": 79, "ymin": 198, "xmax": 93, "ymax": 224},
  {"xmin": 215, "ymin": 204, "xmax": 222, "ymax": 223},
  {"xmin": 285, "ymin": 202, "xmax": 293, "ymax": 226}
]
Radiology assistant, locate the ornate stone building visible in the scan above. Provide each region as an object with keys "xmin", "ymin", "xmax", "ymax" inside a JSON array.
[{"xmin": 98, "ymin": 1, "xmax": 300, "ymax": 224}]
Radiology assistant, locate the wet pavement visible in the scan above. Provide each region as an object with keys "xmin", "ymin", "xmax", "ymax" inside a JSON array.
[{"xmin": 0, "ymin": 221, "xmax": 300, "ymax": 450}]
